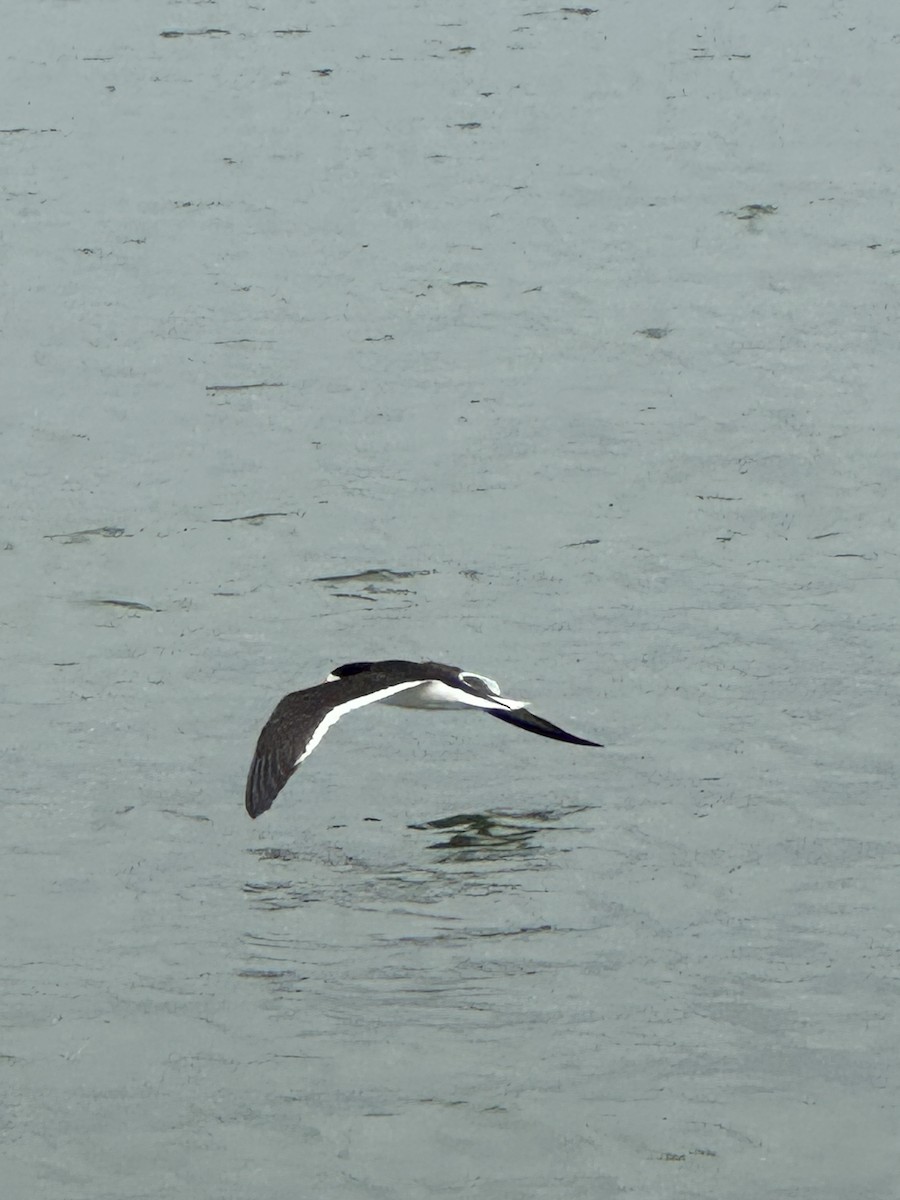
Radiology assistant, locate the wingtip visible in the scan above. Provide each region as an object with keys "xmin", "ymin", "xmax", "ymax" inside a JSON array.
[
  {"xmin": 245, "ymin": 792, "xmax": 271, "ymax": 820},
  {"xmin": 245, "ymin": 756, "xmax": 277, "ymax": 819}
]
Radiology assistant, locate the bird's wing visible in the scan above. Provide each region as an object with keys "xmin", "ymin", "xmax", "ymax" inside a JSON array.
[
  {"xmin": 485, "ymin": 706, "xmax": 602, "ymax": 747},
  {"xmin": 245, "ymin": 679, "xmax": 422, "ymax": 818}
]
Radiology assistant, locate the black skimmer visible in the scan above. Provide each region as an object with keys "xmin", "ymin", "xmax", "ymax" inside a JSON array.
[{"xmin": 245, "ymin": 659, "xmax": 601, "ymax": 819}]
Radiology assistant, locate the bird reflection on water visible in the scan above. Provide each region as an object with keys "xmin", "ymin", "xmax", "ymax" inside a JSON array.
[{"xmin": 408, "ymin": 806, "xmax": 591, "ymax": 863}]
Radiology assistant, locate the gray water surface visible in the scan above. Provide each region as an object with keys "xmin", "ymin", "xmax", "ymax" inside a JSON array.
[{"xmin": 3, "ymin": 2, "xmax": 899, "ymax": 1197}]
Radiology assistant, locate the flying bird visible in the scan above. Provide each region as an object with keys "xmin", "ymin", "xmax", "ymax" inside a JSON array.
[{"xmin": 245, "ymin": 659, "xmax": 602, "ymax": 819}]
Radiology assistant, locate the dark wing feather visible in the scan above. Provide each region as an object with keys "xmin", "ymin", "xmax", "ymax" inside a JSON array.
[
  {"xmin": 486, "ymin": 707, "xmax": 602, "ymax": 747},
  {"xmin": 329, "ymin": 661, "xmax": 375, "ymax": 678},
  {"xmin": 245, "ymin": 741, "xmax": 297, "ymax": 818},
  {"xmin": 245, "ymin": 669, "xmax": 427, "ymax": 818},
  {"xmin": 245, "ymin": 691, "xmax": 329, "ymax": 818}
]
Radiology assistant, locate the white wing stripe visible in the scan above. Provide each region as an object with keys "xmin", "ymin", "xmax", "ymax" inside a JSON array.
[{"xmin": 295, "ymin": 680, "xmax": 424, "ymax": 766}]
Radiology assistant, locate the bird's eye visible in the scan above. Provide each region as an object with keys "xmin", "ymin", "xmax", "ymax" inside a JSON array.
[{"xmin": 460, "ymin": 671, "xmax": 501, "ymax": 694}]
